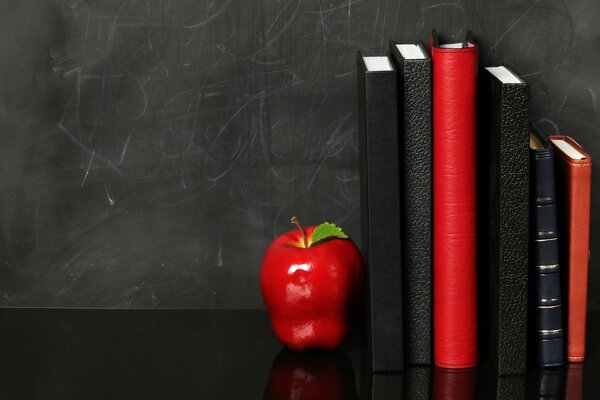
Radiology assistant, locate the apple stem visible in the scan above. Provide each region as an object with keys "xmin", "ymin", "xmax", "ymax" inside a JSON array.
[{"xmin": 291, "ymin": 216, "xmax": 308, "ymax": 248}]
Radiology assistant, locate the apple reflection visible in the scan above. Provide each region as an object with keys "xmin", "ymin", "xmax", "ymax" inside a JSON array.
[{"xmin": 263, "ymin": 348, "xmax": 359, "ymax": 400}]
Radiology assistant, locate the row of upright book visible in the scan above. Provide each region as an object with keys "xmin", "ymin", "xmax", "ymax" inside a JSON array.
[{"xmin": 357, "ymin": 30, "xmax": 592, "ymax": 375}]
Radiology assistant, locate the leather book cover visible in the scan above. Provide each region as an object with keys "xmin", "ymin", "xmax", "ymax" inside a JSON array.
[
  {"xmin": 529, "ymin": 130, "xmax": 564, "ymax": 368},
  {"xmin": 479, "ymin": 66, "xmax": 530, "ymax": 375},
  {"xmin": 430, "ymin": 30, "xmax": 478, "ymax": 369},
  {"xmin": 549, "ymin": 135, "xmax": 592, "ymax": 363},
  {"xmin": 389, "ymin": 41, "xmax": 432, "ymax": 365},
  {"xmin": 357, "ymin": 53, "xmax": 403, "ymax": 372}
]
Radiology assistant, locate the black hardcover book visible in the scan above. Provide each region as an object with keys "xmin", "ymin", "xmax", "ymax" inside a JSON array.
[
  {"xmin": 529, "ymin": 130, "xmax": 564, "ymax": 367},
  {"xmin": 389, "ymin": 41, "xmax": 432, "ymax": 366},
  {"xmin": 479, "ymin": 66, "xmax": 530, "ymax": 375},
  {"xmin": 357, "ymin": 53, "xmax": 403, "ymax": 372}
]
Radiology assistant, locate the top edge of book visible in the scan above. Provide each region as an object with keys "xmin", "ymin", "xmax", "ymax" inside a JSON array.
[
  {"xmin": 396, "ymin": 44, "xmax": 426, "ymax": 60},
  {"xmin": 486, "ymin": 66, "xmax": 523, "ymax": 84},
  {"xmin": 436, "ymin": 42, "xmax": 476, "ymax": 48},
  {"xmin": 530, "ymin": 131, "xmax": 546, "ymax": 150},
  {"xmin": 363, "ymin": 56, "xmax": 393, "ymax": 72},
  {"xmin": 438, "ymin": 42, "xmax": 463, "ymax": 49},
  {"xmin": 550, "ymin": 138, "xmax": 587, "ymax": 160}
]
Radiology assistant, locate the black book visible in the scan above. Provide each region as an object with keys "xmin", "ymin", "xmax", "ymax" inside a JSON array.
[
  {"xmin": 357, "ymin": 53, "xmax": 403, "ymax": 372},
  {"xmin": 389, "ymin": 41, "xmax": 432, "ymax": 365},
  {"xmin": 529, "ymin": 130, "xmax": 564, "ymax": 367},
  {"xmin": 479, "ymin": 66, "xmax": 530, "ymax": 375}
]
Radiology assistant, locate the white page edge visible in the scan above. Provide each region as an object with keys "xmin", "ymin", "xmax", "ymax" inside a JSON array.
[
  {"xmin": 363, "ymin": 56, "xmax": 393, "ymax": 71},
  {"xmin": 550, "ymin": 138, "xmax": 587, "ymax": 160},
  {"xmin": 396, "ymin": 44, "xmax": 426, "ymax": 60}
]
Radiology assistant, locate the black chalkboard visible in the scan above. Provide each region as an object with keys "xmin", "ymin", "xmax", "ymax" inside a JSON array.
[{"xmin": 0, "ymin": 0, "xmax": 598, "ymax": 309}]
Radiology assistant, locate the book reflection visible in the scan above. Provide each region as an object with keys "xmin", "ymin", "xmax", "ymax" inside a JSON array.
[
  {"xmin": 432, "ymin": 367, "xmax": 477, "ymax": 400},
  {"xmin": 360, "ymin": 366, "xmax": 430, "ymax": 400},
  {"xmin": 565, "ymin": 364, "xmax": 584, "ymax": 400},
  {"xmin": 263, "ymin": 351, "xmax": 585, "ymax": 400},
  {"xmin": 529, "ymin": 364, "xmax": 584, "ymax": 399}
]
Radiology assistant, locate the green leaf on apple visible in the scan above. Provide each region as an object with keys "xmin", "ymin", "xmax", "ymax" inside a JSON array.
[{"xmin": 310, "ymin": 222, "xmax": 348, "ymax": 246}]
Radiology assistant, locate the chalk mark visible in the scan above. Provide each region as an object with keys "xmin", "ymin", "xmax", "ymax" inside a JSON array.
[
  {"xmin": 181, "ymin": 0, "xmax": 232, "ymax": 29},
  {"xmin": 80, "ymin": 147, "xmax": 96, "ymax": 188},
  {"xmin": 486, "ymin": 0, "xmax": 541, "ymax": 58},
  {"xmin": 57, "ymin": 122, "xmax": 124, "ymax": 176},
  {"xmin": 105, "ymin": 183, "xmax": 115, "ymax": 206}
]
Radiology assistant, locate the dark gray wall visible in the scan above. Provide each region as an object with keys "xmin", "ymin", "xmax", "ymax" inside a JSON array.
[{"xmin": 0, "ymin": 0, "xmax": 598, "ymax": 308}]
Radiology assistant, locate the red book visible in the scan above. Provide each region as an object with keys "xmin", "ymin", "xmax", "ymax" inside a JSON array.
[
  {"xmin": 549, "ymin": 135, "xmax": 592, "ymax": 363},
  {"xmin": 430, "ymin": 30, "xmax": 479, "ymax": 369}
]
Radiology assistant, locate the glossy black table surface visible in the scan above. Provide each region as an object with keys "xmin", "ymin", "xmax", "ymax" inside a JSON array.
[{"xmin": 0, "ymin": 308, "xmax": 598, "ymax": 399}]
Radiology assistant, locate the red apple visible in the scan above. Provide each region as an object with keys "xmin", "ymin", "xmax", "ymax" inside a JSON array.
[{"xmin": 260, "ymin": 217, "xmax": 364, "ymax": 352}]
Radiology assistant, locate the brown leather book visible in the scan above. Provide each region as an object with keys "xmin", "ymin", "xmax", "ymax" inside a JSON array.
[{"xmin": 549, "ymin": 135, "xmax": 592, "ymax": 363}]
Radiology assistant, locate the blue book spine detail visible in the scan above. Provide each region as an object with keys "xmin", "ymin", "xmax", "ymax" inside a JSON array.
[{"xmin": 530, "ymin": 133, "xmax": 564, "ymax": 367}]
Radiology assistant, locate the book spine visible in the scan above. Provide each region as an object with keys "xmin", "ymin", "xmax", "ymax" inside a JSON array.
[
  {"xmin": 530, "ymin": 144, "xmax": 564, "ymax": 367},
  {"xmin": 390, "ymin": 44, "xmax": 432, "ymax": 365},
  {"xmin": 565, "ymin": 157, "xmax": 591, "ymax": 363},
  {"xmin": 402, "ymin": 58, "xmax": 433, "ymax": 366},
  {"xmin": 357, "ymin": 53, "xmax": 403, "ymax": 372},
  {"xmin": 488, "ymin": 77, "xmax": 530, "ymax": 375},
  {"xmin": 430, "ymin": 39, "xmax": 479, "ymax": 369},
  {"xmin": 550, "ymin": 136, "xmax": 592, "ymax": 363}
]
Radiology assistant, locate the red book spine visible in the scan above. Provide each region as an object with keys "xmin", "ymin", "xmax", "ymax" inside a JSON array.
[
  {"xmin": 430, "ymin": 32, "xmax": 479, "ymax": 369},
  {"xmin": 549, "ymin": 135, "xmax": 592, "ymax": 363}
]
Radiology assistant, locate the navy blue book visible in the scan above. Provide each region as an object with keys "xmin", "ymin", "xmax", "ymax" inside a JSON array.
[{"xmin": 529, "ymin": 130, "xmax": 564, "ymax": 367}]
